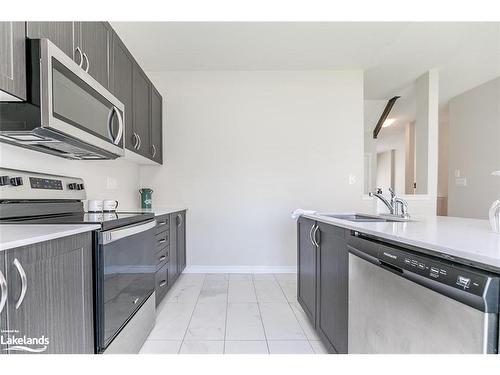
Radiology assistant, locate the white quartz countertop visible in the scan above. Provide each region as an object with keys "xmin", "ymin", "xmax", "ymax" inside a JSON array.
[
  {"xmin": 0, "ymin": 224, "xmax": 100, "ymax": 251},
  {"xmin": 302, "ymin": 212, "xmax": 500, "ymax": 273},
  {"xmin": 119, "ymin": 207, "xmax": 187, "ymax": 217}
]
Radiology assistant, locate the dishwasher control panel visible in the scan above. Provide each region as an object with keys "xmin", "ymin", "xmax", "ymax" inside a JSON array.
[{"xmin": 378, "ymin": 245, "xmax": 488, "ymax": 297}]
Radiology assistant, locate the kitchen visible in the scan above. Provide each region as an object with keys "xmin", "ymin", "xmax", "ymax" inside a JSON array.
[{"xmin": 0, "ymin": 2, "xmax": 500, "ymax": 371}]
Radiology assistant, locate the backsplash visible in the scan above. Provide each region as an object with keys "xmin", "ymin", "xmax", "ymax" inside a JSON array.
[{"xmin": 0, "ymin": 143, "xmax": 141, "ymax": 208}]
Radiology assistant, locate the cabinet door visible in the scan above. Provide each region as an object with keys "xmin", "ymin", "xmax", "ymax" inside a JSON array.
[
  {"xmin": 132, "ymin": 63, "xmax": 152, "ymax": 158},
  {"xmin": 0, "ymin": 255, "xmax": 6, "ymax": 353},
  {"xmin": 168, "ymin": 213, "xmax": 179, "ymax": 284},
  {"xmin": 25, "ymin": 22, "xmax": 76, "ymax": 61},
  {"xmin": 176, "ymin": 212, "xmax": 186, "ymax": 273},
  {"xmin": 150, "ymin": 86, "xmax": 163, "ymax": 163},
  {"xmin": 0, "ymin": 22, "xmax": 26, "ymax": 100},
  {"xmin": 316, "ymin": 223, "xmax": 348, "ymax": 354},
  {"xmin": 297, "ymin": 217, "xmax": 317, "ymax": 325},
  {"xmin": 75, "ymin": 22, "xmax": 111, "ymax": 89},
  {"xmin": 110, "ymin": 31, "xmax": 135, "ymax": 151},
  {"xmin": 5, "ymin": 233, "xmax": 94, "ymax": 354}
]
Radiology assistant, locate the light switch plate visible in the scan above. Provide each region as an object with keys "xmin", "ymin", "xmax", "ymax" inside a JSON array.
[{"xmin": 455, "ymin": 177, "xmax": 467, "ymax": 187}]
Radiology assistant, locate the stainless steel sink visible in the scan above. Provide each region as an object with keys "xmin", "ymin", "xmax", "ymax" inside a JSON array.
[{"xmin": 317, "ymin": 213, "xmax": 411, "ymax": 223}]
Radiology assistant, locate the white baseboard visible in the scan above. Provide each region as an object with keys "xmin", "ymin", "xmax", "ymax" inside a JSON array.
[{"xmin": 183, "ymin": 265, "xmax": 297, "ymax": 274}]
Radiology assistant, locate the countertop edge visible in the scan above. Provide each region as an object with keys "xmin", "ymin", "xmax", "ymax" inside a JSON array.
[
  {"xmin": 301, "ymin": 213, "xmax": 500, "ymax": 274},
  {"xmin": 0, "ymin": 224, "xmax": 101, "ymax": 252}
]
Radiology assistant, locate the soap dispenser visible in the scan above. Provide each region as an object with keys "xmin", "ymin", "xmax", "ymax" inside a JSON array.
[{"xmin": 489, "ymin": 171, "xmax": 500, "ymax": 233}]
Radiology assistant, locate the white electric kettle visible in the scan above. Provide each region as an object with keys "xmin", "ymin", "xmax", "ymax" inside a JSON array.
[{"xmin": 490, "ymin": 171, "xmax": 500, "ymax": 233}]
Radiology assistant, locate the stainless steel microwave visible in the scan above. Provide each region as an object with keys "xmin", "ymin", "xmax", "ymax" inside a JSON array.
[{"xmin": 0, "ymin": 39, "xmax": 124, "ymax": 160}]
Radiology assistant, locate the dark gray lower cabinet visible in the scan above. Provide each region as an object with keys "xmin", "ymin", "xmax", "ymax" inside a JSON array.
[
  {"xmin": 176, "ymin": 212, "xmax": 186, "ymax": 273},
  {"xmin": 168, "ymin": 213, "xmax": 178, "ymax": 285},
  {"xmin": 297, "ymin": 217, "xmax": 317, "ymax": 325},
  {"xmin": 0, "ymin": 255, "xmax": 6, "ymax": 350},
  {"xmin": 297, "ymin": 219, "xmax": 349, "ymax": 354},
  {"xmin": 1, "ymin": 233, "xmax": 94, "ymax": 354},
  {"xmin": 155, "ymin": 211, "xmax": 186, "ymax": 306},
  {"xmin": 316, "ymin": 223, "xmax": 348, "ymax": 354},
  {"xmin": 0, "ymin": 22, "xmax": 26, "ymax": 101}
]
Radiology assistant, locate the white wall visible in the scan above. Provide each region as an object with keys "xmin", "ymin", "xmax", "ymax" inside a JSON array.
[
  {"xmin": 140, "ymin": 71, "xmax": 364, "ymax": 270},
  {"xmin": 448, "ymin": 77, "xmax": 500, "ymax": 219},
  {"xmin": 0, "ymin": 143, "xmax": 141, "ymax": 207},
  {"xmin": 375, "ymin": 127, "xmax": 406, "ymax": 194}
]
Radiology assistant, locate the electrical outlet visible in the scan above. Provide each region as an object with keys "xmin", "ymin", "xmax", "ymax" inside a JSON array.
[
  {"xmin": 349, "ymin": 174, "xmax": 356, "ymax": 185},
  {"xmin": 106, "ymin": 177, "xmax": 117, "ymax": 189}
]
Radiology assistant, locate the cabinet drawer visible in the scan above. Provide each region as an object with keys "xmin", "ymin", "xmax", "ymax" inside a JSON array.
[
  {"xmin": 155, "ymin": 230, "xmax": 169, "ymax": 251},
  {"xmin": 155, "ymin": 262, "xmax": 169, "ymax": 306},
  {"xmin": 156, "ymin": 246, "xmax": 169, "ymax": 270},
  {"xmin": 155, "ymin": 215, "xmax": 169, "ymax": 232}
]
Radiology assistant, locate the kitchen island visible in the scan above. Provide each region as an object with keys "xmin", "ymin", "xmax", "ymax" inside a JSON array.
[{"xmin": 296, "ymin": 212, "xmax": 500, "ymax": 354}]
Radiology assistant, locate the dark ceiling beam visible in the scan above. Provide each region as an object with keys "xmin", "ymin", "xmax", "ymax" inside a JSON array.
[{"xmin": 373, "ymin": 96, "xmax": 400, "ymax": 139}]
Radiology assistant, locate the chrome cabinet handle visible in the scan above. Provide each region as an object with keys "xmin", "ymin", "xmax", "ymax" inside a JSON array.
[
  {"xmin": 0, "ymin": 270, "xmax": 7, "ymax": 314},
  {"xmin": 157, "ymin": 220, "xmax": 167, "ymax": 226},
  {"xmin": 75, "ymin": 47, "xmax": 83, "ymax": 67},
  {"xmin": 133, "ymin": 298, "xmax": 139, "ymax": 304},
  {"xmin": 133, "ymin": 132, "xmax": 140, "ymax": 149},
  {"xmin": 313, "ymin": 226, "xmax": 320, "ymax": 247},
  {"xmin": 137, "ymin": 134, "xmax": 142, "ymax": 150},
  {"xmin": 83, "ymin": 52, "xmax": 90, "ymax": 73},
  {"xmin": 159, "ymin": 238, "xmax": 167, "ymax": 244},
  {"xmin": 159, "ymin": 280, "xmax": 167, "ymax": 287},
  {"xmin": 309, "ymin": 224, "xmax": 315, "ymax": 246},
  {"xmin": 159, "ymin": 255, "xmax": 166, "ymax": 261},
  {"xmin": 13, "ymin": 259, "xmax": 27, "ymax": 310},
  {"xmin": 152, "ymin": 144, "xmax": 157, "ymax": 158}
]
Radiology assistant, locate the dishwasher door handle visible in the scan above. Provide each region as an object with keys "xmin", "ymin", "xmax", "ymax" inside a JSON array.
[{"xmin": 379, "ymin": 260, "xmax": 403, "ymax": 275}]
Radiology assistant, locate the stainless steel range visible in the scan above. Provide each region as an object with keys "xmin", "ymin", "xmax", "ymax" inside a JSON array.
[{"xmin": 0, "ymin": 168, "xmax": 156, "ymax": 353}]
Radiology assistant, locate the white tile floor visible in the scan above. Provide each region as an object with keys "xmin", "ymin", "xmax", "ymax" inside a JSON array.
[{"xmin": 140, "ymin": 273, "xmax": 329, "ymax": 354}]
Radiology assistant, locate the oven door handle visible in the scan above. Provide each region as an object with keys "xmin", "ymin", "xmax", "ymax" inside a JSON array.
[{"xmin": 101, "ymin": 220, "xmax": 156, "ymax": 245}]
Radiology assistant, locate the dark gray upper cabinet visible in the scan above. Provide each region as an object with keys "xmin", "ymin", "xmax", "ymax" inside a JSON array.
[
  {"xmin": 110, "ymin": 32, "xmax": 135, "ymax": 151},
  {"xmin": 297, "ymin": 217, "xmax": 317, "ymax": 325},
  {"xmin": 75, "ymin": 22, "xmax": 111, "ymax": 89},
  {"xmin": 316, "ymin": 223, "xmax": 348, "ymax": 354},
  {"xmin": 25, "ymin": 21, "xmax": 76, "ymax": 61},
  {"xmin": 3, "ymin": 233, "xmax": 94, "ymax": 354},
  {"xmin": 132, "ymin": 63, "xmax": 152, "ymax": 158},
  {"xmin": 150, "ymin": 86, "xmax": 163, "ymax": 164},
  {"xmin": 0, "ymin": 22, "xmax": 26, "ymax": 101}
]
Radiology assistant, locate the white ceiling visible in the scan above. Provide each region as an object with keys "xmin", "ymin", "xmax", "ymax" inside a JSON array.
[{"xmin": 111, "ymin": 22, "xmax": 500, "ymax": 103}]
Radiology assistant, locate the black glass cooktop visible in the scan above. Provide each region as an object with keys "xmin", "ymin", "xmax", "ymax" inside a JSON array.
[{"xmin": 2, "ymin": 211, "xmax": 155, "ymax": 231}]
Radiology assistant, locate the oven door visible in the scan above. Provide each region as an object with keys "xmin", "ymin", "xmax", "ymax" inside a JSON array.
[
  {"xmin": 38, "ymin": 38, "xmax": 124, "ymax": 157},
  {"xmin": 96, "ymin": 220, "xmax": 156, "ymax": 352}
]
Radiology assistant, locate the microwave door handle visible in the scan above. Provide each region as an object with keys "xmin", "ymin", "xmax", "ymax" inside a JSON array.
[
  {"xmin": 113, "ymin": 107, "xmax": 124, "ymax": 145},
  {"xmin": 107, "ymin": 107, "xmax": 124, "ymax": 146},
  {"xmin": 107, "ymin": 107, "xmax": 116, "ymax": 143}
]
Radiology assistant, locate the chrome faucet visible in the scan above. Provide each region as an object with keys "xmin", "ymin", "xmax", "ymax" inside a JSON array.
[{"xmin": 369, "ymin": 187, "xmax": 410, "ymax": 218}]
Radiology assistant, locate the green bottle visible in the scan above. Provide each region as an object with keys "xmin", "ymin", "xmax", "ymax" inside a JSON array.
[{"xmin": 139, "ymin": 188, "xmax": 153, "ymax": 209}]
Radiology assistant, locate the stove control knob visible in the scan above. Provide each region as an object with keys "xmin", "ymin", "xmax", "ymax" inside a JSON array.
[
  {"xmin": 68, "ymin": 183, "xmax": 78, "ymax": 190},
  {"xmin": 0, "ymin": 176, "xmax": 9, "ymax": 186},
  {"xmin": 10, "ymin": 177, "xmax": 23, "ymax": 186},
  {"xmin": 77, "ymin": 183, "xmax": 85, "ymax": 190}
]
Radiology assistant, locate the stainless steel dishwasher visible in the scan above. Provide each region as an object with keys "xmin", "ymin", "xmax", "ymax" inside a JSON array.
[{"xmin": 347, "ymin": 232, "xmax": 500, "ymax": 354}]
